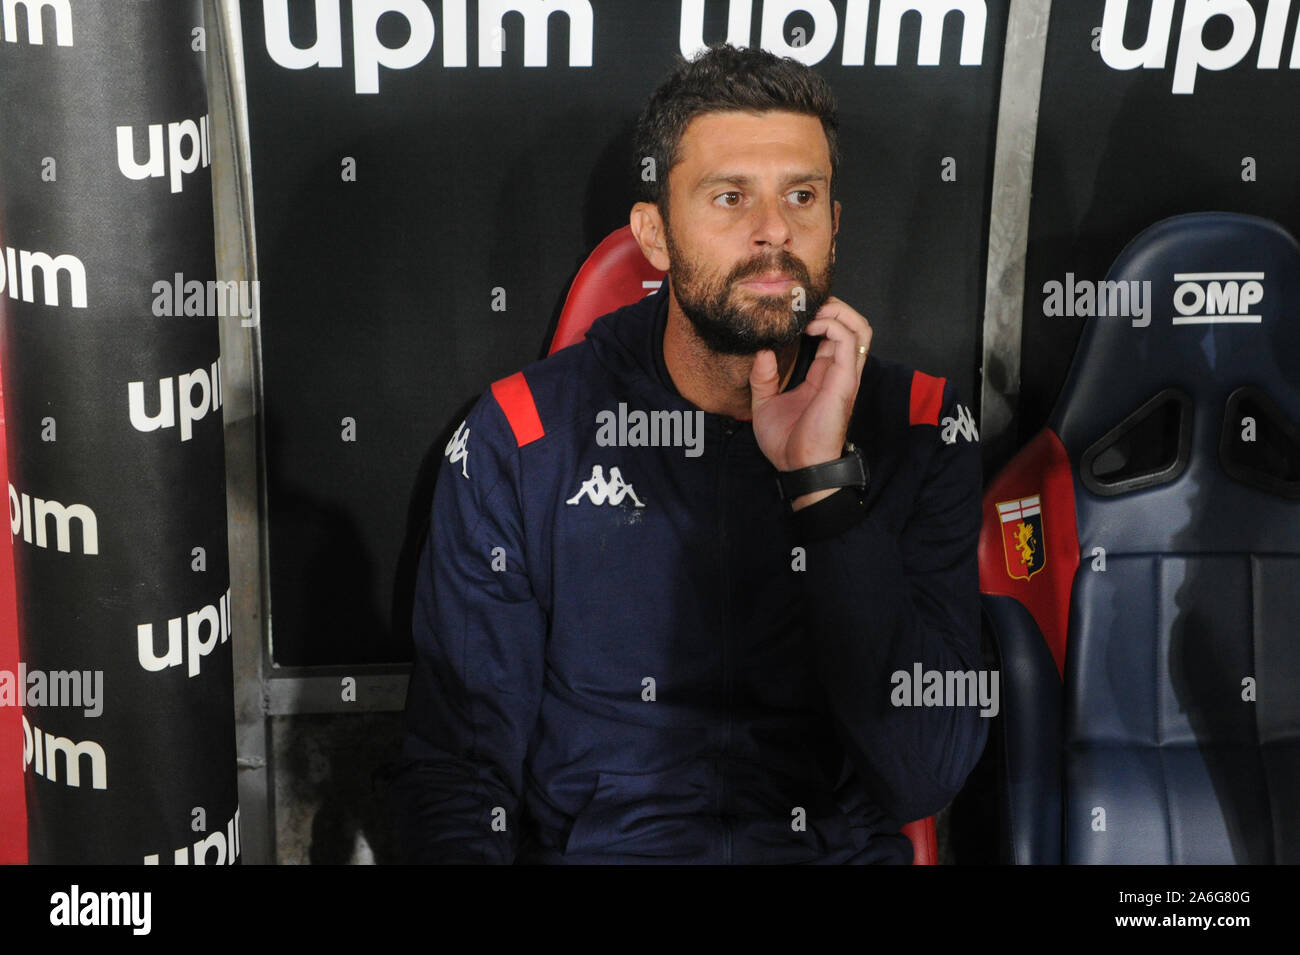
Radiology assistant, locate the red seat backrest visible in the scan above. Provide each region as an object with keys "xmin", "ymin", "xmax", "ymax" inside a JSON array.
[{"xmin": 551, "ymin": 226, "xmax": 667, "ymax": 355}]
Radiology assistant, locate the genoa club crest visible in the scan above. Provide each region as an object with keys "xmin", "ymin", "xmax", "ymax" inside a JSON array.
[{"xmin": 998, "ymin": 495, "xmax": 1045, "ymax": 581}]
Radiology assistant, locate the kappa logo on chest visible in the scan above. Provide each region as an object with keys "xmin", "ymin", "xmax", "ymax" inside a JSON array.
[{"xmin": 566, "ymin": 464, "xmax": 645, "ymax": 508}]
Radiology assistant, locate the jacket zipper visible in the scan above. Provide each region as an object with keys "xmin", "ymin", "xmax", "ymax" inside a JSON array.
[{"xmin": 719, "ymin": 422, "xmax": 735, "ymax": 864}]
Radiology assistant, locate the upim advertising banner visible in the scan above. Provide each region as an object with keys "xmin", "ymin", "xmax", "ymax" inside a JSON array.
[{"xmin": 0, "ymin": 0, "xmax": 239, "ymax": 863}]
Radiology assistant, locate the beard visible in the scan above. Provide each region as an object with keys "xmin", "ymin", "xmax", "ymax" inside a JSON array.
[{"xmin": 664, "ymin": 224, "xmax": 835, "ymax": 356}]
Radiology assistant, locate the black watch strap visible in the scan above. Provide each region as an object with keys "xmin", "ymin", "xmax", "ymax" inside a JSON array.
[{"xmin": 776, "ymin": 442, "xmax": 869, "ymax": 501}]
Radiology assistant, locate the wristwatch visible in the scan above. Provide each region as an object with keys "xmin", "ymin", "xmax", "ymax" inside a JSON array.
[{"xmin": 775, "ymin": 441, "xmax": 870, "ymax": 502}]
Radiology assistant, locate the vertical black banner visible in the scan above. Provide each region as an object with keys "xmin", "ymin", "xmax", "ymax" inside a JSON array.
[{"xmin": 0, "ymin": 1, "xmax": 239, "ymax": 862}]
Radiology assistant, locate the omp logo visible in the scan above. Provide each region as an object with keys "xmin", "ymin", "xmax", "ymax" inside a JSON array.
[
  {"xmin": 128, "ymin": 358, "xmax": 224, "ymax": 442},
  {"xmin": 8, "ymin": 484, "xmax": 98, "ymax": 555},
  {"xmin": 0, "ymin": 245, "xmax": 87, "ymax": 308},
  {"xmin": 681, "ymin": 0, "xmax": 988, "ymax": 66},
  {"xmin": 262, "ymin": 0, "xmax": 594, "ymax": 94},
  {"xmin": 1172, "ymin": 271, "xmax": 1264, "ymax": 324},
  {"xmin": 116, "ymin": 115, "xmax": 212, "ymax": 194},
  {"xmin": 137, "ymin": 587, "xmax": 233, "ymax": 678},
  {"xmin": 144, "ymin": 806, "xmax": 241, "ymax": 865},
  {"xmin": 23, "ymin": 715, "xmax": 106, "ymax": 789},
  {"xmin": 0, "ymin": 0, "xmax": 72, "ymax": 46},
  {"xmin": 1099, "ymin": 0, "xmax": 1299, "ymax": 93}
]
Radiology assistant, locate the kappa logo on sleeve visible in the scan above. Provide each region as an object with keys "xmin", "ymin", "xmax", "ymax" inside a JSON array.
[
  {"xmin": 566, "ymin": 465, "xmax": 645, "ymax": 508},
  {"xmin": 997, "ymin": 495, "xmax": 1045, "ymax": 581},
  {"xmin": 444, "ymin": 420, "xmax": 469, "ymax": 478},
  {"xmin": 940, "ymin": 403, "xmax": 979, "ymax": 444}
]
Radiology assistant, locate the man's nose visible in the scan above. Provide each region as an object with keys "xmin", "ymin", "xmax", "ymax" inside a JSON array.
[{"xmin": 749, "ymin": 192, "xmax": 793, "ymax": 249}]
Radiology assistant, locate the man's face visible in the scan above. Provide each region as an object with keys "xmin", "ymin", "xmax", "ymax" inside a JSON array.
[{"xmin": 661, "ymin": 110, "xmax": 839, "ymax": 355}]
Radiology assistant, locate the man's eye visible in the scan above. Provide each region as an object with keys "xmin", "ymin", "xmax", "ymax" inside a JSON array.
[
  {"xmin": 789, "ymin": 190, "xmax": 815, "ymax": 206},
  {"xmin": 715, "ymin": 192, "xmax": 742, "ymax": 207}
]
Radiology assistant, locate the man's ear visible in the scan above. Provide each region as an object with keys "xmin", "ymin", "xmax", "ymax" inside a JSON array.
[
  {"xmin": 630, "ymin": 202, "xmax": 671, "ymax": 272},
  {"xmin": 830, "ymin": 200, "xmax": 841, "ymax": 263}
]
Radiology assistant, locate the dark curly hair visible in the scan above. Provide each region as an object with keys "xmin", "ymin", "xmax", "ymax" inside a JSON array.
[{"xmin": 632, "ymin": 43, "xmax": 841, "ymax": 220}]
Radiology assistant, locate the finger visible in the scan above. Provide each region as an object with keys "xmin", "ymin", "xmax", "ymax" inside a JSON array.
[
  {"xmin": 855, "ymin": 320, "xmax": 873, "ymax": 370},
  {"xmin": 806, "ymin": 313, "xmax": 871, "ymax": 378},
  {"xmin": 749, "ymin": 348, "xmax": 781, "ymax": 407},
  {"xmin": 807, "ymin": 300, "xmax": 872, "ymax": 355},
  {"xmin": 805, "ymin": 316, "xmax": 866, "ymax": 356},
  {"xmin": 807, "ymin": 309, "xmax": 858, "ymax": 354},
  {"xmin": 806, "ymin": 309, "xmax": 870, "ymax": 347},
  {"xmin": 807, "ymin": 310, "xmax": 865, "ymax": 398},
  {"xmin": 804, "ymin": 350, "xmax": 831, "ymax": 392},
  {"xmin": 812, "ymin": 296, "xmax": 872, "ymax": 342},
  {"xmin": 801, "ymin": 338, "xmax": 837, "ymax": 391}
]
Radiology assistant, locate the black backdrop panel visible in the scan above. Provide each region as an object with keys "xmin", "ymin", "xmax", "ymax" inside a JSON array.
[
  {"xmin": 241, "ymin": 0, "xmax": 1008, "ymax": 665},
  {"xmin": 1022, "ymin": 0, "xmax": 1300, "ymax": 451}
]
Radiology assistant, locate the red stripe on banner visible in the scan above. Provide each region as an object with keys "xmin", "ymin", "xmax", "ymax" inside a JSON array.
[
  {"xmin": 0, "ymin": 355, "xmax": 28, "ymax": 863},
  {"xmin": 490, "ymin": 372, "xmax": 545, "ymax": 447},
  {"xmin": 909, "ymin": 370, "xmax": 946, "ymax": 426}
]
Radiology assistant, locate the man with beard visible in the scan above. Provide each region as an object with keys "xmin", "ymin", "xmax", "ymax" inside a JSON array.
[{"xmin": 393, "ymin": 44, "xmax": 987, "ymax": 864}]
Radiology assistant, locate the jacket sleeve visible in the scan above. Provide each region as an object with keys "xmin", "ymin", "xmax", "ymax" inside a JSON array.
[
  {"xmin": 391, "ymin": 389, "xmax": 547, "ymax": 863},
  {"xmin": 798, "ymin": 380, "xmax": 987, "ymax": 824}
]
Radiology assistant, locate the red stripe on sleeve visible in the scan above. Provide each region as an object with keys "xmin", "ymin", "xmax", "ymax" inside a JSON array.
[
  {"xmin": 909, "ymin": 370, "xmax": 947, "ymax": 427},
  {"xmin": 490, "ymin": 371, "xmax": 546, "ymax": 447}
]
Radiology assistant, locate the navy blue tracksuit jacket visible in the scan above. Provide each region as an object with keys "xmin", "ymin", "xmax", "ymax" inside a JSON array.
[{"xmin": 394, "ymin": 283, "xmax": 987, "ymax": 863}]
